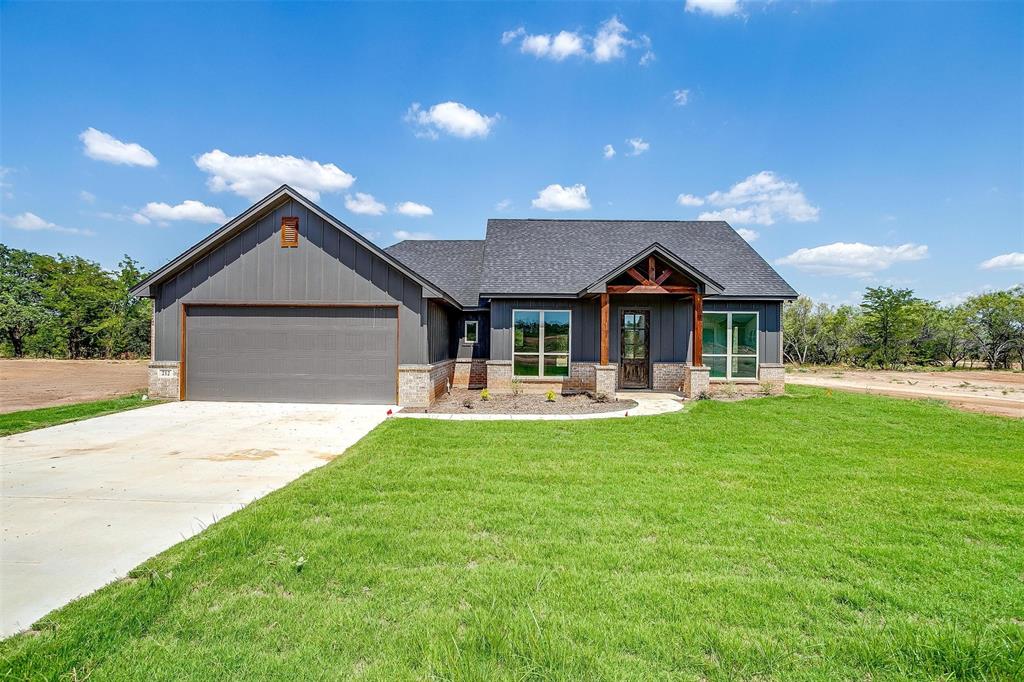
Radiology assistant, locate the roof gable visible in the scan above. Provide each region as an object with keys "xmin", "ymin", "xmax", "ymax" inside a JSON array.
[
  {"xmin": 583, "ymin": 243, "xmax": 724, "ymax": 295},
  {"xmin": 479, "ymin": 219, "xmax": 797, "ymax": 299},
  {"xmin": 384, "ymin": 239, "xmax": 485, "ymax": 308},
  {"xmin": 131, "ymin": 185, "xmax": 455, "ymax": 304}
]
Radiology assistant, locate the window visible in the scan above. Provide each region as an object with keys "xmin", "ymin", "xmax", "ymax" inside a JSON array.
[
  {"xmin": 702, "ymin": 311, "xmax": 758, "ymax": 380},
  {"xmin": 280, "ymin": 217, "xmax": 299, "ymax": 247},
  {"xmin": 513, "ymin": 309, "xmax": 570, "ymax": 377},
  {"xmin": 464, "ymin": 320, "xmax": 478, "ymax": 344}
]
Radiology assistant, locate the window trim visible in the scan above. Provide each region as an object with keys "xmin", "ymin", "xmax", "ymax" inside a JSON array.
[
  {"xmin": 511, "ymin": 308, "xmax": 572, "ymax": 378},
  {"xmin": 463, "ymin": 320, "xmax": 479, "ymax": 344},
  {"xmin": 702, "ymin": 310, "xmax": 759, "ymax": 381}
]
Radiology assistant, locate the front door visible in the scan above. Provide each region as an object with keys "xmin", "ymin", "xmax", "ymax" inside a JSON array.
[{"xmin": 620, "ymin": 309, "xmax": 650, "ymax": 389}]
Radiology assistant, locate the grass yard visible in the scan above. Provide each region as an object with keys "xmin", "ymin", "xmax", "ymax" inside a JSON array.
[
  {"xmin": 0, "ymin": 394, "xmax": 159, "ymax": 437},
  {"xmin": 2, "ymin": 387, "xmax": 1022, "ymax": 680}
]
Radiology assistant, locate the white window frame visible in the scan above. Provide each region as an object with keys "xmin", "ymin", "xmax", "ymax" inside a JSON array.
[
  {"xmin": 512, "ymin": 309, "xmax": 572, "ymax": 378},
  {"xmin": 703, "ymin": 310, "xmax": 759, "ymax": 381},
  {"xmin": 464, "ymin": 320, "xmax": 479, "ymax": 344}
]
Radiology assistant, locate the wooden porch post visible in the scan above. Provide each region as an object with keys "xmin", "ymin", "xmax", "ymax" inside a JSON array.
[
  {"xmin": 693, "ymin": 292, "xmax": 703, "ymax": 366},
  {"xmin": 600, "ymin": 293, "xmax": 610, "ymax": 365}
]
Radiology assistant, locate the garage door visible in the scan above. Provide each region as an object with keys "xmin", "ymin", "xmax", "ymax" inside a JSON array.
[{"xmin": 184, "ymin": 305, "xmax": 397, "ymax": 404}]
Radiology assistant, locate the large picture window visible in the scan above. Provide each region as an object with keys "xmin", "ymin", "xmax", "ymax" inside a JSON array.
[
  {"xmin": 513, "ymin": 309, "xmax": 570, "ymax": 377},
  {"xmin": 702, "ymin": 311, "xmax": 758, "ymax": 380}
]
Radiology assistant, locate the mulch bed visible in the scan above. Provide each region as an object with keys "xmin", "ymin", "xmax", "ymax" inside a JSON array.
[{"xmin": 404, "ymin": 388, "xmax": 638, "ymax": 415}]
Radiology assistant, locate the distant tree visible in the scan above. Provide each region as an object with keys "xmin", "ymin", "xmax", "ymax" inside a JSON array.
[
  {"xmin": 0, "ymin": 246, "xmax": 50, "ymax": 357},
  {"xmin": 858, "ymin": 287, "xmax": 923, "ymax": 369},
  {"xmin": 817, "ymin": 304, "xmax": 859, "ymax": 365},
  {"xmin": 89, "ymin": 255, "xmax": 151, "ymax": 357},
  {"xmin": 783, "ymin": 296, "xmax": 818, "ymax": 365},
  {"xmin": 930, "ymin": 304, "xmax": 972, "ymax": 368},
  {"xmin": 963, "ymin": 287, "xmax": 1024, "ymax": 369}
]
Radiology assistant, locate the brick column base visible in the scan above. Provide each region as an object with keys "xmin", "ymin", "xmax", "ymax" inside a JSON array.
[
  {"xmin": 485, "ymin": 360, "xmax": 513, "ymax": 391},
  {"xmin": 685, "ymin": 365, "xmax": 710, "ymax": 398},
  {"xmin": 758, "ymin": 363, "xmax": 785, "ymax": 394},
  {"xmin": 594, "ymin": 364, "xmax": 618, "ymax": 397},
  {"xmin": 398, "ymin": 360, "xmax": 454, "ymax": 407},
  {"xmin": 148, "ymin": 361, "xmax": 180, "ymax": 400}
]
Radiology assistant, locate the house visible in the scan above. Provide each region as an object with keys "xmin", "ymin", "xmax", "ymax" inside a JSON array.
[{"xmin": 131, "ymin": 185, "xmax": 797, "ymax": 406}]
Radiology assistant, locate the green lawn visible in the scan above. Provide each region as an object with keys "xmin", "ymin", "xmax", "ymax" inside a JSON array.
[
  {"xmin": 2, "ymin": 387, "xmax": 1022, "ymax": 680},
  {"xmin": 0, "ymin": 394, "xmax": 159, "ymax": 437}
]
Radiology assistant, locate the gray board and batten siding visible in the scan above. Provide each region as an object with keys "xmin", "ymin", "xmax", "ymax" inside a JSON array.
[
  {"xmin": 153, "ymin": 197, "xmax": 435, "ymax": 366},
  {"xmin": 488, "ymin": 297, "xmax": 782, "ymax": 365}
]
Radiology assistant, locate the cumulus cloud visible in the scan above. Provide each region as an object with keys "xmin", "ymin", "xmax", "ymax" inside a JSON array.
[
  {"xmin": 685, "ymin": 0, "xmax": 743, "ymax": 17},
  {"xmin": 132, "ymin": 200, "xmax": 227, "ymax": 225},
  {"xmin": 393, "ymin": 230, "xmax": 436, "ymax": 241},
  {"xmin": 79, "ymin": 128, "xmax": 158, "ymax": 167},
  {"xmin": 79, "ymin": 190, "xmax": 96, "ymax": 203},
  {"xmin": 736, "ymin": 228, "xmax": 759, "ymax": 242},
  {"xmin": 345, "ymin": 192, "xmax": 387, "ymax": 216},
  {"xmin": 532, "ymin": 184, "xmax": 591, "ymax": 211},
  {"xmin": 495, "ymin": 199, "xmax": 513, "ymax": 211},
  {"xmin": 2, "ymin": 212, "xmax": 94, "ymax": 236},
  {"xmin": 395, "ymin": 201, "xmax": 434, "ymax": 217},
  {"xmin": 979, "ymin": 252, "xmax": 1024, "ymax": 271},
  {"xmin": 776, "ymin": 242, "xmax": 928, "ymax": 277},
  {"xmin": 603, "ymin": 144, "xmax": 616, "ymax": 159},
  {"xmin": 676, "ymin": 193, "xmax": 705, "ymax": 207},
  {"xmin": 686, "ymin": 171, "xmax": 818, "ymax": 226},
  {"xmin": 626, "ymin": 138, "xmax": 650, "ymax": 156},
  {"xmin": 405, "ymin": 101, "xmax": 499, "ymax": 140},
  {"xmin": 195, "ymin": 150, "xmax": 354, "ymax": 201},
  {"xmin": 502, "ymin": 16, "xmax": 652, "ymax": 64},
  {"xmin": 673, "ymin": 89, "xmax": 691, "ymax": 106}
]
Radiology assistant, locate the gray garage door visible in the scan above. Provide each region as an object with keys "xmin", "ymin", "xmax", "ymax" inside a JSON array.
[{"xmin": 185, "ymin": 305, "xmax": 397, "ymax": 404}]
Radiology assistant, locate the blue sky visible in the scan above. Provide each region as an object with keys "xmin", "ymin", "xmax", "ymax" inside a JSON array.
[{"xmin": 1, "ymin": 0, "xmax": 1021, "ymax": 304}]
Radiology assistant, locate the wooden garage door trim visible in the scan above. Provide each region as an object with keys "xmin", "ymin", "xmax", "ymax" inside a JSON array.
[{"xmin": 179, "ymin": 302, "xmax": 401, "ymax": 403}]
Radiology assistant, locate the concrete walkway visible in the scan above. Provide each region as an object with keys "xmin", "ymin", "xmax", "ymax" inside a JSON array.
[
  {"xmin": 394, "ymin": 391, "xmax": 685, "ymax": 420},
  {"xmin": 0, "ymin": 400, "xmax": 392, "ymax": 637}
]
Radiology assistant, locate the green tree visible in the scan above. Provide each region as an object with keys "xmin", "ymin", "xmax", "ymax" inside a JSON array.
[
  {"xmin": 783, "ymin": 296, "xmax": 818, "ymax": 365},
  {"xmin": 0, "ymin": 246, "xmax": 51, "ymax": 357},
  {"xmin": 89, "ymin": 255, "xmax": 151, "ymax": 357},
  {"xmin": 858, "ymin": 287, "xmax": 923, "ymax": 369},
  {"xmin": 964, "ymin": 287, "xmax": 1024, "ymax": 369}
]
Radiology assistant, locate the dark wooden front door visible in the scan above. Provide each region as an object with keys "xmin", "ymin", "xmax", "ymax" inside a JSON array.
[{"xmin": 620, "ymin": 309, "xmax": 650, "ymax": 389}]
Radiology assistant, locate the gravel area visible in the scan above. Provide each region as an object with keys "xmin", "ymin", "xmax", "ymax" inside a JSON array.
[{"xmin": 404, "ymin": 389, "xmax": 637, "ymax": 415}]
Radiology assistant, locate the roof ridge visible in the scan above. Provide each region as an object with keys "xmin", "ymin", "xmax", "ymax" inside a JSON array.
[{"xmin": 486, "ymin": 218, "xmax": 730, "ymax": 224}]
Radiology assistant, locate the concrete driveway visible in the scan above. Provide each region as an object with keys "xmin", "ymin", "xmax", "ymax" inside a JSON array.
[{"xmin": 0, "ymin": 400, "xmax": 393, "ymax": 637}]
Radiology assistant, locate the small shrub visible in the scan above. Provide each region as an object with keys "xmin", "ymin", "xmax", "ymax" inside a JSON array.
[
  {"xmin": 545, "ymin": 389, "xmax": 557, "ymax": 402},
  {"xmin": 590, "ymin": 391, "xmax": 609, "ymax": 403},
  {"xmin": 462, "ymin": 398, "xmax": 474, "ymax": 409},
  {"xmin": 759, "ymin": 381, "xmax": 776, "ymax": 396},
  {"xmin": 480, "ymin": 388, "xmax": 491, "ymax": 402},
  {"xmin": 511, "ymin": 379, "xmax": 523, "ymax": 397},
  {"xmin": 696, "ymin": 390, "xmax": 711, "ymax": 400}
]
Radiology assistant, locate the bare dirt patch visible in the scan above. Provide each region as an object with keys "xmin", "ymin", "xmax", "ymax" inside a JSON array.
[
  {"xmin": 786, "ymin": 367, "xmax": 1024, "ymax": 418},
  {"xmin": 0, "ymin": 359, "xmax": 148, "ymax": 414},
  {"xmin": 404, "ymin": 388, "xmax": 637, "ymax": 415}
]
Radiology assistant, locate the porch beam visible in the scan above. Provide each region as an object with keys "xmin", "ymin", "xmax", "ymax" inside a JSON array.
[
  {"xmin": 693, "ymin": 292, "xmax": 703, "ymax": 365},
  {"xmin": 606, "ymin": 284, "xmax": 697, "ymax": 294},
  {"xmin": 655, "ymin": 268, "xmax": 673, "ymax": 285},
  {"xmin": 626, "ymin": 267, "xmax": 651, "ymax": 285},
  {"xmin": 600, "ymin": 293, "xmax": 610, "ymax": 365}
]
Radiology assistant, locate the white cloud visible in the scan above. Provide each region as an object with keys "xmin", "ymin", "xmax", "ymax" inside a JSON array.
[
  {"xmin": 685, "ymin": 0, "xmax": 743, "ymax": 17},
  {"xmin": 979, "ymin": 252, "xmax": 1024, "ymax": 271},
  {"xmin": 2, "ymin": 212, "xmax": 94, "ymax": 236},
  {"xmin": 676, "ymin": 193, "xmax": 705, "ymax": 207},
  {"xmin": 495, "ymin": 199, "xmax": 513, "ymax": 211},
  {"xmin": 79, "ymin": 127, "xmax": 158, "ymax": 167},
  {"xmin": 521, "ymin": 30, "xmax": 587, "ymax": 60},
  {"xmin": 195, "ymin": 150, "xmax": 354, "ymax": 201},
  {"xmin": 405, "ymin": 101, "xmax": 499, "ymax": 140},
  {"xmin": 395, "ymin": 201, "xmax": 433, "ymax": 218},
  {"xmin": 603, "ymin": 144, "xmax": 616, "ymax": 159},
  {"xmin": 393, "ymin": 230, "xmax": 436, "ymax": 241},
  {"xmin": 345, "ymin": 192, "xmax": 387, "ymax": 216},
  {"xmin": 695, "ymin": 171, "xmax": 819, "ymax": 225},
  {"xmin": 132, "ymin": 200, "xmax": 227, "ymax": 225},
  {"xmin": 736, "ymin": 228, "xmax": 759, "ymax": 242},
  {"xmin": 626, "ymin": 137, "xmax": 650, "ymax": 156},
  {"xmin": 532, "ymin": 184, "xmax": 591, "ymax": 211},
  {"xmin": 776, "ymin": 242, "xmax": 928, "ymax": 277},
  {"xmin": 502, "ymin": 16, "xmax": 652, "ymax": 64},
  {"xmin": 673, "ymin": 89, "xmax": 691, "ymax": 106},
  {"xmin": 79, "ymin": 190, "xmax": 96, "ymax": 203}
]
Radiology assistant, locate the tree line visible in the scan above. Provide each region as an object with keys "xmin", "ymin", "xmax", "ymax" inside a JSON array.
[
  {"xmin": 783, "ymin": 286, "xmax": 1024, "ymax": 370},
  {"xmin": 0, "ymin": 245, "xmax": 151, "ymax": 359}
]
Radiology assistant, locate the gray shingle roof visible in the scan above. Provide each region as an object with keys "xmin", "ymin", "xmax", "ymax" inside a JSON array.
[
  {"xmin": 385, "ymin": 239, "xmax": 485, "ymax": 307},
  {"xmin": 479, "ymin": 219, "xmax": 797, "ymax": 298}
]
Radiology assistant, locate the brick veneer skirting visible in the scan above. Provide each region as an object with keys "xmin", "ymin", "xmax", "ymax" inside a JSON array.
[
  {"xmin": 148, "ymin": 361, "xmax": 180, "ymax": 400},
  {"xmin": 651, "ymin": 363, "xmax": 686, "ymax": 392},
  {"xmin": 398, "ymin": 360, "xmax": 455, "ymax": 407},
  {"xmin": 453, "ymin": 359, "xmax": 487, "ymax": 389}
]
